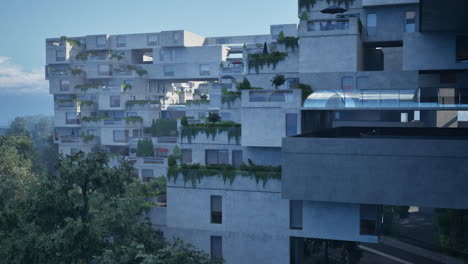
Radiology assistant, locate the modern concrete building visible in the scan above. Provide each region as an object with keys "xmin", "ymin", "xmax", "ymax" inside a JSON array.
[{"xmin": 46, "ymin": 0, "xmax": 468, "ymax": 263}]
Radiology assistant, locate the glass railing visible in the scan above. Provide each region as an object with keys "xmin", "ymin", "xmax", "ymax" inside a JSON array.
[
  {"xmin": 307, "ymin": 19, "xmax": 350, "ymax": 32},
  {"xmin": 303, "ymin": 89, "xmax": 468, "ymax": 109},
  {"xmin": 249, "ymin": 90, "xmax": 294, "ymax": 103}
]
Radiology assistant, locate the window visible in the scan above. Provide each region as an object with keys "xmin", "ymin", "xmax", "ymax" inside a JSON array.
[
  {"xmin": 116, "ymin": 36, "xmax": 126, "ymax": 48},
  {"xmin": 210, "ymin": 196, "xmax": 222, "ymax": 224},
  {"xmin": 66, "ymin": 112, "xmax": 80, "ymax": 124},
  {"xmin": 200, "ymin": 64, "xmax": 211, "ymax": 76},
  {"xmin": 439, "ymin": 88, "xmax": 456, "ymax": 105},
  {"xmin": 164, "ymin": 65, "xmax": 174, "ymax": 76},
  {"xmin": 96, "ymin": 36, "xmax": 106, "ymax": 48},
  {"xmin": 342, "ymin": 76, "xmax": 354, "ymax": 91},
  {"xmin": 210, "ymin": 236, "xmax": 222, "ymax": 260},
  {"xmin": 360, "ymin": 204, "xmax": 379, "ymax": 235},
  {"xmin": 290, "ymin": 200, "xmax": 303, "ymax": 230},
  {"xmin": 440, "ymin": 72, "xmax": 457, "ymax": 83},
  {"xmin": 110, "ymin": 96, "xmax": 121, "ymax": 107},
  {"xmin": 420, "ymin": 87, "xmax": 438, "ymax": 104},
  {"xmin": 307, "ymin": 19, "xmax": 350, "ymax": 31},
  {"xmin": 160, "ymin": 49, "xmax": 175, "ymax": 61},
  {"xmin": 206, "ymin": 150, "xmax": 229, "ymax": 165},
  {"xmin": 232, "ymin": 150, "xmax": 243, "ymax": 168},
  {"xmin": 127, "ymin": 112, "xmax": 137, "ymax": 117},
  {"xmin": 401, "ymin": 112, "xmax": 408, "ymax": 122},
  {"xmin": 147, "ymin": 34, "xmax": 158, "ymax": 46},
  {"xmin": 142, "ymin": 169, "xmax": 154, "ymax": 182},
  {"xmin": 182, "ymin": 149, "xmax": 192, "ymax": 163},
  {"xmin": 56, "ymin": 50, "xmax": 66, "ymax": 61},
  {"xmin": 60, "ymin": 80, "xmax": 70, "ymax": 91},
  {"xmin": 456, "ymin": 36, "xmax": 468, "ymax": 63},
  {"xmin": 98, "ymin": 64, "xmax": 111, "ymax": 75},
  {"xmin": 132, "ymin": 129, "xmax": 141, "ymax": 138},
  {"xmin": 405, "ymin": 11, "xmax": 416, "ymax": 32},
  {"xmin": 113, "ymin": 130, "xmax": 128, "ymax": 143},
  {"xmin": 414, "ymin": 111, "xmax": 420, "ymax": 121},
  {"xmin": 286, "ymin": 113, "xmax": 298, "ymax": 137},
  {"xmin": 367, "ymin": 14, "xmax": 377, "ymax": 36}
]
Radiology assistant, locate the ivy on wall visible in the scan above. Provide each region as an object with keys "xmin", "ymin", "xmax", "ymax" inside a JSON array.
[
  {"xmin": 277, "ymin": 36, "xmax": 299, "ymax": 51},
  {"xmin": 167, "ymin": 163, "xmax": 281, "ymax": 187},
  {"xmin": 248, "ymin": 51, "xmax": 288, "ymax": 73},
  {"xmin": 221, "ymin": 88, "xmax": 241, "ymax": 107},
  {"xmin": 180, "ymin": 121, "xmax": 241, "ymax": 144}
]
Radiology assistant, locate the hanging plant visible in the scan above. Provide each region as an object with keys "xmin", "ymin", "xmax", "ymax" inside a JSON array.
[
  {"xmin": 75, "ymin": 52, "xmax": 90, "ymax": 62},
  {"xmin": 277, "ymin": 37, "xmax": 299, "ymax": 51},
  {"xmin": 248, "ymin": 51, "xmax": 288, "ymax": 73},
  {"xmin": 75, "ymin": 83, "xmax": 101, "ymax": 92},
  {"xmin": 68, "ymin": 66, "xmax": 84, "ymax": 77},
  {"xmin": 78, "ymin": 100, "xmax": 94, "ymax": 107},
  {"xmin": 125, "ymin": 116, "xmax": 144, "ymax": 124},
  {"xmin": 60, "ymin": 36, "xmax": 82, "ymax": 47},
  {"xmin": 135, "ymin": 69, "xmax": 148, "ymax": 77},
  {"xmin": 180, "ymin": 121, "xmax": 241, "ymax": 144},
  {"xmin": 221, "ymin": 88, "xmax": 241, "ymax": 107},
  {"xmin": 121, "ymin": 83, "xmax": 133, "ymax": 92}
]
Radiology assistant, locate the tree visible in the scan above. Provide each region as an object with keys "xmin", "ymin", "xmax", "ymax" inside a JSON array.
[
  {"xmin": 136, "ymin": 139, "xmax": 155, "ymax": 157},
  {"xmin": 304, "ymin": 238, "xmax": 362, "ymax": 264},
  {"xmin": 237, "ymin": 78, "xmax": 252, "ymax": 90},
  {"xmin": 6, "ymin": 117, "xmax": 30, "ymax": 137},
  {"xmin": 278, "ymin": 31, "xmax": 285, "ymax": 40},
  {"xmin": 207, "ymin": 112, "xmax": 221, "ymax": 123},
  {"xmin": 271, "ymin": 74, "xmax": 286, "ymax": 89},
  {"xmin": 181, "ymin": 116, "xmax": 189, "ymax": 127},
  {"xmin": 293, "ymin": 83, "xmax": 314, "ymax": 104},
  {"xmin": 0, "ymin": 151, "xmax": 222, "ymax": 264},
  {"xmin": 435, "ymin": 208, "xmax": 468, "ymax": 254}
]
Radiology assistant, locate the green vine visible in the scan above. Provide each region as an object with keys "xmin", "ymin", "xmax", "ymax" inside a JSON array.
[
  {"xmin": 186, "ymin": 99, "xmax": 210, "ymax": 106},
  {"xmin": 75, "ymin": 83, "xmax": 102, "ymax": 92},
  {"xmin": 167, "ymin": 163, "xmax": 281, "ymax": 187},
  {"xmin": 180, "ymin": 122, "xmax": 241, "ymax": 144},
  {"xmin": 125, "ymin": 116, "xmax": 143, "ymax": 124},
  {"xmin": 299, "ymin": 0, "xmax": 356, "ymax": 11},
  {"xmin": 248, "ymin": 52, "xmax": 288, "ymax": 73},
  {"xmin": 68, "ymin": 66, "xmax": 84, "ymax": 77},
  {"xmin": 60, "ymin": 36, "xmax": 82, "ymax": 47},
  {"xmin": 121, "ymin": 83, "xmax": 133, "ymax": 92},
  {"xmin": 277, "ymin": 36, "xmax": 299, "ymax": 51},
  {"xmin": 221, "ymin": 88, "xmax": 241, "ymax": 107},
  {"xmin": 81, "ymin": 116, "xmax": 109, "ymax": 123}
]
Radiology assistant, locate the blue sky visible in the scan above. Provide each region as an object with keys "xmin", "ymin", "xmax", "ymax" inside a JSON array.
[{"xmin": 0, "ymin": 0, "xmax": 298, "ymax": 125}]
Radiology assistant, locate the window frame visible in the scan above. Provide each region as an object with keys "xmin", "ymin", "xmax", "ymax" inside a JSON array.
[
  {"xmin": 210, "ymin": 195, "xmax": 222, "ymax": 224},
  {"xmin": 116, "ymin": 36, "xmax": 126, "ymax": 48}
]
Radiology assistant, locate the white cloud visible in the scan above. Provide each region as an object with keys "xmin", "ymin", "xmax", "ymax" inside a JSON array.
[{"xmin": 0, "ymin": 56, "xmax": 48, "ymax": 94}]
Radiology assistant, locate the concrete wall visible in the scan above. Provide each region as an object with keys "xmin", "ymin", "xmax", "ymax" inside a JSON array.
[
  {"xmin": 403, "ymin": 32, "xmax": 468, "ymax": 71},
  {"xmin": 282, "ymin": 136, "xmax": 468, "ymax": 209}
]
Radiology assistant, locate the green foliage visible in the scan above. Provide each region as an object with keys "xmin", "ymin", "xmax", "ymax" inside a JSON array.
[
  {"xmin": 135, "ymin": 69, "xmax": 148, "ymax": 77},
  {"xmin": 271, "ymin": 74, "xmax": 286, "ymax": 89},
  {"xmin": 125, "ymin": 116, "xmax": 143, "ymax": 124},
  {"xmin": 180, "ymin": 121, "xmax": 241, "ymax": 144},
  {"xmin": 108, "ymin": 51, "xmax": 123, "ymax": 61},
  {"xmin": 221, "ymin": 88, "xmax": 241, "ymax": 107},
  {"xmin": 200, "ymin": 94, "xmax": 208, "ymax": 100},
  {"xmin": 6, "ymin": 117, "xmax": 30, "ymax": 137},
  {"xmin": 167, "ymin": 162, "xmax": 281, "ymax": 187},
  {"xmin": 181, "ymin": 116, "xmax": 189, "ymax": 127},
  {"xmin": 277, "ymin": 37, "xmax": 299, "ymax": 51},
  {"xmin": 136, "ymin": 138, "xmax": 154, "ymax": 157},
  {"xmin": 78, "ymin": 100, "xmax": 94, "ymax": 107},
  {"xmin": 302, "ymin": 238, "xmax": 363, "ymax": 264},
  {"xmin": 278, "ymin": 31, "xmax": 285, "ymax": 40},
  {"xmin": 82, "ymin": 116, "xmax": 109, "ymax": 123},
  {"xmin": 299, "ymin": 0, "xmax": 356, "ymax": 11},
  {"xmin": 68, "ymin": 66, "xmax": 84, "ymax": 77},
  {"xmin": 248, "ymin": 51, "xmax": 288, "ymax": 73},
  {"xmin": 121, "ymin": 83, "xmax": 133, "ymax": 92},
  {"xmin": 207, "ymin": 112, "xmax": 221, "ymax": 123},
  {"xmin": 75, "ymin": 52, "xmax": 90, "ymax": 62},
  {"xmin": 300, "ymin": 11, "xmax": 309, "ymax": 21},
  {"xmin": 149, "ymin": 119, "xmax": 178, "ymax": 137},
  {"xmin": 435, "ymin": 209, "xmax": 468, "ymax": 256},
  {"xmin": 293, "ymin": 83, "xmax": 314, "ymax": 104},
  {"xmin": 75, "ymin": 83, "xmax": 101, "ymax": 92},
  {"xmin": 186, "ymin": 100, "xmax": 210, "ymax": 106},
  {"xmin": 81, "ymin": 134, "xmax": 95, "ymax": 143},
  {"xmin": 357, "ymin": 17, "xmax": 363, "ymax": 36},
  {"xmin": 237, "ymin": 78, "xmax": 251, "ymax": 90},
  {"xmin": 60, "ymin": 36, "xmax": 81, "ymax": 47}
]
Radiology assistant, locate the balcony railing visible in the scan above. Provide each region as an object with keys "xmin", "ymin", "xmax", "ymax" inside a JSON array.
[
  {"xmin": 307, "ymin": 19, "xmax": 350, "ymax": 32},
  {"xmin": 221, "ymin": 67, "xmax": 244, "ymax": 74},
  {"xmin": 103, "ymin": 120, "xmax": 124, "ymax": 126},
  {"xmin": 249, "ymin": 90, "xmax": 294, "ymax": 102},
  {"xmin": 143, "ymin": 157, "xmax": 165, "ymax": 164},
  {"xmin": 157, "ymin": 137, "xmax": 178, "ymax": 143}
]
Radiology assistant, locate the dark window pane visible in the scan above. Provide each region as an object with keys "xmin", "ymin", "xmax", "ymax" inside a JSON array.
[
  {"xmin": 290, "ymin": 200, "xmax": 303, "ymax": 230},
  {"xmin": 232, "ymin": 150, "xmax": 243, "ymax": 168},
  {"xmin": 218, "ymin": 150, "xmax": 229, "ymax": 165},
  {"xmin": 211, "ymin": 236, "xmax": 222, "ymax": 260},
  {"xmin": 286, "ymin": 113, "xmax": 298, "ymax": 137},
  {"xmin": 206, "ymin": 150, "xmax": 218, "ymax": 165},
  {"xmin": 420, "ymin": 87, "xmax": 438, "ymax": 103},
  {"xmin": 211, "ymin": 195, "xmax": 222, "ymax": 224},
  {"xmin": 182, "ymin": 149, "xmax": 192, "ymax": 163}
]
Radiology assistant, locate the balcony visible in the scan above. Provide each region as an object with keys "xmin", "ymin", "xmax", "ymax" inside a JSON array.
[
  {"xmin": 242, "ymin": 89, "xmax": 302, "ymax": 107},
  {"xmin": 179, "ymin": 126, "xmax": 241, "ymax": 145},
  {"xmin": 307, "ymin": 19, "xmax": 350, "ymax": 32},
  {"xmin": 46, "ymin": 65, "xmax": 70, "ymax": 79},
  {"xmin": 299, "ymin": 17, "xmax": 359, "ymax": 37},
  {"xmin": 221, "ymin": 67, "xmax": 244, "ymax": 74}
]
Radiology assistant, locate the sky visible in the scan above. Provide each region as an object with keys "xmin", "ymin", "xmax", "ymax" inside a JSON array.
[{"xmin": 0, "ymin": 0, "xmax": 298, "ymax": 125}]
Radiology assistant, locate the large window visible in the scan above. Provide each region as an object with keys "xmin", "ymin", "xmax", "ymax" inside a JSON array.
[
  {"xmin": 290, "ymin": 200, "xmax": 303, "ymax": 230},
  {"xmin": 60, "ymin": 80, "xmax": 70, "ymax": 91},
  {"xmin": 360, "ymin": 204, "xmax": 379, "ymax": 235},
  {"xmin": 456, "ymin": 36, "xmax": 468, "ymax": 63},
  {"xmin": 56, "ymin": 50, "xmax": 66, "ymax": 61},
  {"xmin": 210, "ymin": 236, "xmax": 222, "ymax": 260},
  {"xmin": 96, "ymin": 36, "xmax": 106, "ymax": 48},
  {"xmin": 367, "ymin": 13, "xmax": 377, "ymax": 36},
  {"xmin": 113, "ymin": 130, "xmax": 128, "ymax": 143},
  {"xmin": 405, "ymin": 11, "xmax": 416, "ymax": 32},
  {"xmin": 66, "ymin": 112, "xmax": 80, "ymax": 124},
  {"xmin": 164, "ymin": 65, "xmax": 174, "ymax": 76},
  {"xmin": 142, "ymin": 169, "xmax": 154, "ymax": 182},
  {"xmin": 200, "ymin": 64, "xmax": 211, "ymax": 76},
  {"xmin": 147, "ymin": 34, "xmax": 158, "ymax": 46},
  {"xmin": 116, "ymin": 36, "xmax": 126, "ymax": 48},
  {"xmin": 286, "ymin": 113, "xmax": 298, "ymax": 137},
  {"xmin": 98, "ymin": 64, "xmax": 111, "ymax": 75},
  {"xmin": 206, "ymin": 150, "xmax": 229, "ymax": 165},
  {"xmin": 210, "ymin": 196, "xmax": 222, "ymax": 224},
  {"xmin": 232, "ymin": 150, "xmax": 243, "ymax": 168},
  {"xmin": 182, "ymin": 149, "xmax": 192, "ymax": 163},
  {"xmin": 110, "ymin": 95, "xmax": 121, "ymax": 107}
]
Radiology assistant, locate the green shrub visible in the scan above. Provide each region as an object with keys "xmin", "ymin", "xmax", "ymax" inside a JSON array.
[
  {"xmin": 136, "ymin": 138, "xmax": 154, "ymax": 157},
  {"xmin": 150, "ymin": 119, "xmax": 177, "ymax": 137}
]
